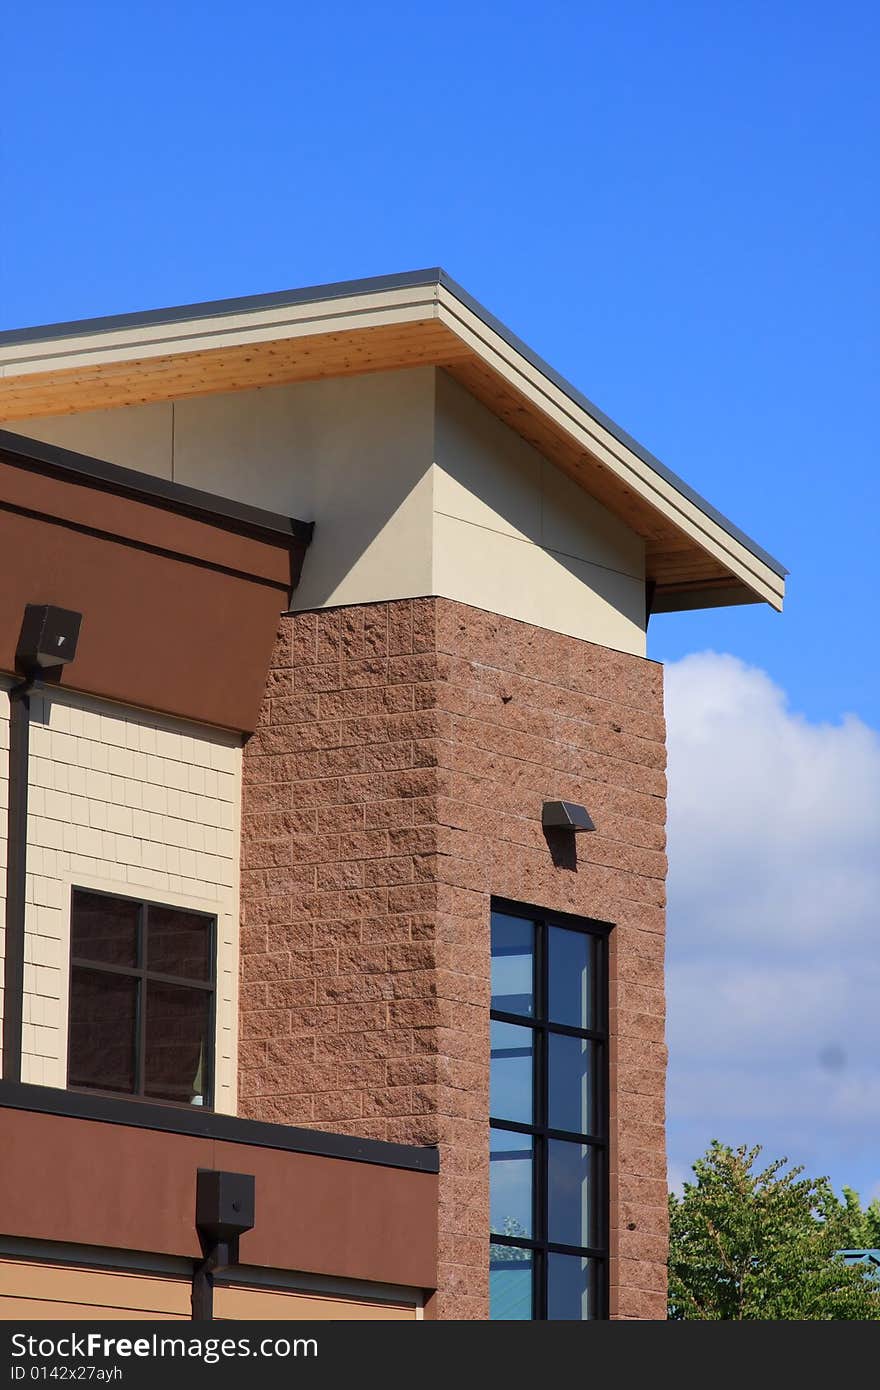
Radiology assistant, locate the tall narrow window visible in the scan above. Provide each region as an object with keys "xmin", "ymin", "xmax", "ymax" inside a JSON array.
[
  {"xmin": 489, "ymin": 899, "xmax": 609, "ymax": 1319},
  {"xmin": 68, "ymin": 888, "xmax": 216, "ymax": 1107}
]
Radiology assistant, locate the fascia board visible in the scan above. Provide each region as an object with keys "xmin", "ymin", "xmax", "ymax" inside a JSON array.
[{"xmin": 0, "ymin": 283, "xmax": 443, "ymax": 378}]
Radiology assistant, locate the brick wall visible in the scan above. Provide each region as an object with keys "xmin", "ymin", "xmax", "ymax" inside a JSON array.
[
  {"xmin": 0, "ymin": 686, "xmax": 241, "ymax": 1111},
  {"xmin": 240, "ymin": 598, "xmax": 667, "ymax": 1319}
]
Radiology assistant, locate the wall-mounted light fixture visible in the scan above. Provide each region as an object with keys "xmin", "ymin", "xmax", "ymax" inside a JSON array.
[
  {"xmin": 3, "ymin": 605, "xmax": 83, "ymax": 1084},
  {"xmin": 15, "ymin": 603, "xmax": 82, "ymax": 681},
  {"xmin": 192, "ymin": 1169, "xmax": 256, "ymax": 1320},
  {"xmin": 541, "ymin": 800, "xmax": 596, "ymax": 833}
]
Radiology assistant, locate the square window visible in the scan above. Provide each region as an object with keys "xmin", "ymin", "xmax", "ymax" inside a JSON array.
[{"xmin": 68, "ymin": 888, "xmax": 215, "ymax": 1107}]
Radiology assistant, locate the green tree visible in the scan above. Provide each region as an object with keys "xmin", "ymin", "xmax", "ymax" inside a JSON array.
[
  {"xmin": 831, "ymin": 1186, "xmax": 880, "ymax": 1250},
  {"xmin": 668, "ymin": 1141, "xmax": 880, "ymax": 1319}
]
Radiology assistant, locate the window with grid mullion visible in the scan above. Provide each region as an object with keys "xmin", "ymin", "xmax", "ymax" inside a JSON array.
[
  {"xmin": 67, "ymin": 887, "xmax": 216, "ymax": 1109},
  {"xmin": 489, "ymin": 899, "xmax": 610, "ymax": 1321}
]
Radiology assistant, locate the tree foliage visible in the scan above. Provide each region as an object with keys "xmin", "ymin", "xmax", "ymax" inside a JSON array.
[
  {"xmin": 668, "ymin": 1141, "xmax": 880, "ymax": 1319},
  {"xmin": 834, "ymin": 1184, "xmax": 880, "ymax": 1249}
]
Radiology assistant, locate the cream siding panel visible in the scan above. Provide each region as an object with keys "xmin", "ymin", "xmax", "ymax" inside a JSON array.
[
  {"xmin": 432, "ymin": 511, "xmax": 646, "ymax": 655},
  {"xmin": 434, "ymin": 370, "xmax": 643, "ymax": 575},
  {"xmin": 434, "ymin": 370, "xmax": 542, "ymax": 541},
  {"xmin": 171, "ymin": 369, "xmax": 436, "ymax": 609},
  {"xmin": 539, "ymin": 456, "xmax": 644, "ymax": 578},
  {"xmin": 0, "ymin": 690, "xmax": 241, "ymax": 1112},
  {"xmin": 433, "ymin": 372, "xmax": 646, "ymax": 653}
]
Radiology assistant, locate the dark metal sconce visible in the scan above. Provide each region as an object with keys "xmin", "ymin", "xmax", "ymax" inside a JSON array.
[
  {"xmin": 192, "ymin": 1169, "xmax": 256, "ymax": 1320},
  {"xmin": 16, "ymin": 603, "xmax": 82, "ymax": 682},
  {"xmin": 541, "ymin": 800, "xmax": 596, "ymax": 833}
]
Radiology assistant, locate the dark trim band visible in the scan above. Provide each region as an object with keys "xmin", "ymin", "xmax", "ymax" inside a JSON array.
[
  {"xmin": 0, "ymin": 429, "xmax": 314, "ymax": 548},
  {"xmin": 0, "ymin": 1079, "xmax": 440, "ymax": 1173}
]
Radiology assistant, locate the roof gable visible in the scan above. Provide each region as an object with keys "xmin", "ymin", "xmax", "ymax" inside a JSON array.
[{"xmin": 0, "ymin": 270, "xmax": 786, "ymax": 612}]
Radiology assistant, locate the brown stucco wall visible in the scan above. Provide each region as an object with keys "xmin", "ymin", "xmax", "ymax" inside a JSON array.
[
  {"xmin": 239, "ymin": 598, "xmax": 668, "ymax": 1319},
  {"xmin": 0, "ymin": 440, "xmax": 307, "ymax": 732},
  {"xmin": 0, "ymin": 1105, "xmax": 437, "ymax": 1291}
]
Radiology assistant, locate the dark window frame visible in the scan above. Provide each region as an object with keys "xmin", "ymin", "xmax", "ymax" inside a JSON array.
[
  {"xmin": 67, "ymin": 885, "xmax": 217, "ymax": 1110},
  {"xmin": 490, "ymin": 896, "xmax": 612, "ymax": 1320}
]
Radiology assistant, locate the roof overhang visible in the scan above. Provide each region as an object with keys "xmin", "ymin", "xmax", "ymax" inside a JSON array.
[
  {"xmin": 0, "ymin": 429, "xmax": 312, "ymax": 731},
  {"xmin": 0, "ymin": 269, "xmax": 786, "ymax": 612}
]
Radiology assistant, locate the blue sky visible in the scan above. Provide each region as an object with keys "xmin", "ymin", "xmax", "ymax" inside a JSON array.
[{"xmin": 3, "ymin": 3, "xmax": 878, "ymax": 1200}]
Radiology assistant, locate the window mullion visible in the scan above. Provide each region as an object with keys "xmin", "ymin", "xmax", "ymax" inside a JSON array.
[
  {"xmin": 136, "ymin": 902, "xmax": 148, "ymax": 1097},
  {"xmin": 535, "ymin": 1247, "xmax": 547, "ymax": 1321},
  {"xmin": 537, "ymin": 916, "xmax": 549, "ymax": 1318}
]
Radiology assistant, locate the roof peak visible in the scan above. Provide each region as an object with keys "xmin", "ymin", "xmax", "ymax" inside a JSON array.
[{"xmin": 0, "ymin": 269, "xmax": 787, "ymax": 601}]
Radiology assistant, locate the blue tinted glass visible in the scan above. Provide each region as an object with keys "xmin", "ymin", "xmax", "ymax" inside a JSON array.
[
  {"xmin": 490, "ymin": 1244, "xmax": 533, "ymax": 1320},
  {"xmin": 548, "ymin": 1252, "xmax": 594, "ymax": 1320},
  {"xmin": 490, "ymin": 1128, "xmax": 533, "ymax": 1238},
  {"xmin": 491, "ymin": 912, "xmax": 534, "ymax": 1017},
  {"xmin": 548, "ymin": 1033, "xmax": 596, "ymax": 1135},
  {"xmin": 548, "ymin": 1139, "xmax": 596, "ymax": 1248},
  {"xmin": 548, "ymin": 926, "xmax": 594, "ymax": 1029},
  {"xmin": 490, "ymin": 1020, "xmax": 533, "ymax": 1124}
]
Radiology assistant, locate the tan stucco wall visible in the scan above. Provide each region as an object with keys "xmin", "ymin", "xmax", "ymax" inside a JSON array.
[
  {"xmin": 0, "ymin": 1259, "xmax": 420, "ymax": 1320},
  {"xmin": 10, "ymin": 368, "xmax": 646, "ymax": 654},
  {"xmin": 4, "ymin": 402, "xmax": 174, "ymax": 479},
  {"xmin": 432, "ymin": 371, "xmax": 646, "ymax": 653},
  {"xmin": 0, "ymin": 687, "xmax": 241, "ymax": 1112},
  {"xmin": 173, "ymin": 369, "xmax": 437, "ymax": 612}
]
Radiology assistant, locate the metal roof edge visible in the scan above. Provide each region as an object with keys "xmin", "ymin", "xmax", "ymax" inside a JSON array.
[
  {"xmin": 0, "ymin": 268, "xmax": 445, "ymax": 348},
  {"xmin": 0, "ymin": 1079, "xmax": 439, "ymax": 1173}
]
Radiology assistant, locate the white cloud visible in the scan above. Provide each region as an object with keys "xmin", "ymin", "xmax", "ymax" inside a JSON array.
[
  {"xmin": 666, "ymin": 652, "xmax": 880, "ymax": 950},
  {"xmin": 665, "ymin": 653, "xmax": 880, "ymax": 1196}
]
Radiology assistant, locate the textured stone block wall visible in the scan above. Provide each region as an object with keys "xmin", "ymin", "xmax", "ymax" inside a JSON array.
[{"xmin": 239, "ymin": 598, "xmax": 667, "ymax": 1319}]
